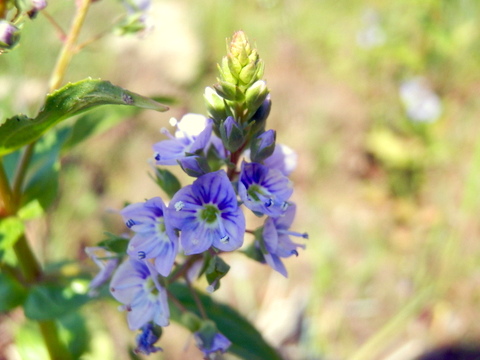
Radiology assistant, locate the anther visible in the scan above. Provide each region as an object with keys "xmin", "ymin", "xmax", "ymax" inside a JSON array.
[
  {"xmin": 265, "ymin": 199, "xmax": 274, "ymax": 207},
  {"xmin": 281, "ymin": 201, "xmax": 289, "ymax": 211},
  {"xmin": 174, "ymin": 201, "xmax": 185, "ymax": 211},
  {"xmin": 220, "ymin": 234, "xmax": 230, "ymax": 243},
  {"xmin": 291, "ymin": 250, "xmax": 299, "ymax": 257},
  {"xmin": 154, "ymin": 153, "xmax": 161, "ymax": 161},
  {"xmin": 126, "ymin": 219, "xmax": 135, "ymax": 228},
  {"xmin": 138, "ymin": 251, "xmax": 146, "ymax": 260}
]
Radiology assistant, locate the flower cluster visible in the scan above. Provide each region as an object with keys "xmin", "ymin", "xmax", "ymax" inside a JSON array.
[{"xmin": 90, "ymin": 31, "xmax": 307, "ymax": 357}]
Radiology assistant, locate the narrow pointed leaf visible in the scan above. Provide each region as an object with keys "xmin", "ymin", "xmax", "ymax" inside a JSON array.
[{"xmin": 0, "ymin": 79, "xmax": 169, "ymax": 156}]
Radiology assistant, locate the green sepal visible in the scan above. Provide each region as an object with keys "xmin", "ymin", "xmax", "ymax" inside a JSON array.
[
  {"xmin": 0, "ymin": 273, "xmax": 28, "ymax": 311},
  {"xmin": 98, "ymin": 233, "xmax": 129, "ymax": 254},
  {"xmin": 0, "ymin": 79, "xmax": 169, "ymax": 156},
  {"xmin": 151, "ymin": 168, "xmax": 181, "ymax": 199},
  {"xmin": 180, "ymin": 311, "xmax": 203, "ymax": 332},
  {"xmin": 205, "ymin": 255, "xmax": 230, "ymax": 292},
  {"xmin": 214, "ymin": 81, "xmax": 244, "ymax": 102}
]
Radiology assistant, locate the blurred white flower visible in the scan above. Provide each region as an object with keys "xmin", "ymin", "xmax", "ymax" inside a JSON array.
[
  {"xmin": 399, "ymin": 77, "xmax": 442, "ymax": 123},
  {"xmin": 356, "ymin": 8, "xmax": 386, "ymax": 49}
]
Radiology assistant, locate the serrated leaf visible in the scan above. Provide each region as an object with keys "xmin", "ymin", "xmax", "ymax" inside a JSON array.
[
  {"xmin": 169, "ymin": 283, "xmax": 283, "ymax": 360},
  {"xmin": 0, "ymin": 79, "xmax": 169, "ymax": 156},
  {"xmin": 0, "ymin": 273, "xmax": 28, "ymax": 311},
  {"xmin": 24, "ymin": 283, "xmax": 90, "ymax": 320}
]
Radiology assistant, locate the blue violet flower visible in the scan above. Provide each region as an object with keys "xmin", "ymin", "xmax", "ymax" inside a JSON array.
[
  {"xmin": 110, "ymin": 259, "xmax": 170, "ymax": 330},
  {"xmin": 238, "ymin": 161, "xmax": 293, "ymax": 217},
  {"xmin": 121, "ymin": 197, "xmax": 178, "ymax": 277},
  {"xmin": 169, "ymin": 170, "xmax": 245, "ymax": 255},
  {"xmin": 153, "ymin": 114, "xmax": 213, "ymax": 165},
  {"xmin": 261, "ymin": 203, "xmax": 308, "ymax": 277}
]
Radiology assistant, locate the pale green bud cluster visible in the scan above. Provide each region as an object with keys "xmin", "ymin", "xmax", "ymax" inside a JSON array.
[{"xmin": 204, "ymin": 31, "xmax": 269, "ymax": 127}]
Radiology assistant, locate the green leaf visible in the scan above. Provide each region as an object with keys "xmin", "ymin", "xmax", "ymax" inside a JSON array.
[
  {"xmin": 58, "ymin": 312, "xmax": 90, "ymax": 359},
  {"xmin": 20, "ymin": 130, "xmax": 62, "ymax": 213},
  {"xmin": 0, "ymin": 79, "xmax": 169, "ymax": 156},
  {"xmin": 0, "ymin": 216, "xmax": 25, "ymax": 253},
  {"xmin": 169, "ymin": 283, "xmax": 283, "ymax": 360},
  {"xmin": 0, "ymin": 273, "xmax": 28, "ymax": 311},
  {"xmin": 98, "ymin": 233, "xmax": 129, "ymax": 254},
  {"xmin": 24, "ymin": 283, "xmax": 90, "ymax": 320},
  {"xmin": 151, "ymin": 168, "xmax": 182, "ymax": 199}
]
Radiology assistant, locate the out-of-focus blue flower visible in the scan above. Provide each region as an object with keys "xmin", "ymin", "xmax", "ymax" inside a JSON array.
[
  {"xmin": 85, "ymin": 247, "xmax": 119, "ymax": 296},
  {"xmin": 169, "ymin": 170, "xmax": 245, "ymax": 255},
  {"xmin": 194, "ymin": 331, "xmax": 231, "ymax": 357},
  {"xmin": 238, "ymin": 161, "xmax": 293, "ymax": 217},
  {"xmin": 134, "ymin": 323, "xmax": 162, "ymax": 355},
  {"xmin": 263, "ymin": 144, "xmax": 297, "ymax": 176},
  {"xmin": 0, "ymin": 21, "xmax": 19, "ymax": 49},
  {"xmin": 153, "ymin": 114, "xmax": 213, "ymax": 165},
  {"xmin": 399, "ymin": 77, "xmax": 442, "ymax": 123},
  {"xmin": 110, "ymin": 259, "xmax": 170, "ymax": 330},
  {"xmin": 261, "ymin": 203, "xmax": 307, "ymax": 277},
  {"xmin": 123, "ymin": 0, "xmax": 150, "ymax": 14},
  {"xmin": 121, "ymin": 197, "xmax": 178, "ymax": 277}
]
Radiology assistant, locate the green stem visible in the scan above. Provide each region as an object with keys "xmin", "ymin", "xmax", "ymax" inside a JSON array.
[
  {"xmin": 12, "ymin": 144, "xmax": 35, "ymax": 206},
  {"xmin": 38, "ymin": 321, "xmax": 72, "ymax": 360},
  {"xmin": 0, "ymin": 159, "xmax": 14, "ymax": 214},
  {"xmin": 49, "ymin": 0, "xmax": 93, "ymax": 91},
  {"xmin": 185, "ymin": 275, "xmax": 207, "ymax": 320}
]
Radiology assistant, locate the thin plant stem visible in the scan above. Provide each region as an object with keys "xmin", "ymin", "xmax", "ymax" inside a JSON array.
[
  {"xmin": 49, "ymin": 0, "xmax": 93, "ymax": 91},
  {"xmin": 12, "ymin": 144, "xmax": 35, "ymax": 206},
  {"xmin": 184, "ymin": 275, "xmax": 207, "ymax": 320},
  {"xmin": 42, "ymin": 10, "xmax": 67, "ymax": 41},
  {"xmin": 0, "ymin": 159, "xmax": 14, "ymax": 214}
]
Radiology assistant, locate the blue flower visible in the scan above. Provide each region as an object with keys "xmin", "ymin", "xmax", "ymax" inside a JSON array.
[
  {"xmin": 261, "ymin": 203, "xmax": 307, "ymax": 277},
  {"xmin": 153, "ymin": 114, "xmax": 213, "ymax": 165},
  {"xmin": 194, "ymin": 331, "xmax": 231, "ymax": 357},
  {"xmin": 169, "ymin": 170, "xmax": 245, "ymax": 255},
  {"xmin": 263, "ymin": 144, "xmax": 297, "ymax": 176},
  {"xmin": 238, "ymin": 161, "xmax": 293, "ymax": 217},
  {"xmin": 134, "ymin": 323, "xmax": 162, "ymax": 355},
  {"xmin": 110, "ymin": 259, "xmax": 170, "ymax": 330},
  {"xmin": 85, "ymin": 247, "xmax": 119, "ymax": 296},
  {"xmin": 121, "ymin": 197, "xmax": 178, "ymax": 277}
]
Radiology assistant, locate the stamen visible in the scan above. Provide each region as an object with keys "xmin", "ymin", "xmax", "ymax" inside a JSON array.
[
  {"xmin": 174, "ymin": 201, "xmax": 185, "ymax": 211},
  {"xmin": 265, "ymin": 199, "xmax": 274, "ymax": 207},
  {"xmin": 291, "ymin": 250, "xmax": 299, "ymax": 257},
  {"xmin": 220, "ymin": 234, "xmax": 230, "ymax": 243},
  {"xmin": 281, "ymin": 201, "xmax": 289, "ymax": 211},
  {"xmin": 126, "ymin": 219, "xmax": 135, "ymax": 228},
  {"xmin": 138, "ymin": 251, "xmax": 146, "ymax": 260},
  {"xmin": 278, "ymin": 229, "xmax": 308, "ymax": 239},
  {"xmin": 154, "ymin": 153, "xmax": 161, "ymax": 161}
]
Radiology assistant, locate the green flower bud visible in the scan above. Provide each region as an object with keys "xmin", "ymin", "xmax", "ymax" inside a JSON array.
[
  {"xmin": 181, "ymin": 312, "xmax": 202, "ymax": 332},
  {"xmin": 245, "ymin": 80, "xmax": 269, "ymax": 120},
  {"xmin": 204, "ymin": 87, "xmax": 227, "ymax": 123},
  {"xmin": 213, "ymin": 81, "xmax": 244, "ymax": 102}
]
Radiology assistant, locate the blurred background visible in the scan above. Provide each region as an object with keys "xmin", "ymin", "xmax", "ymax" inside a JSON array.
[{"xmin": 2, "ymin": 0, "xmax": 480, "ymax": 359}]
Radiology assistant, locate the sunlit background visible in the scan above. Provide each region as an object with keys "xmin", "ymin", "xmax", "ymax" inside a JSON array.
[{"xmin": 2, "ymin": 0, "xmax": 480, "ymax": 359}]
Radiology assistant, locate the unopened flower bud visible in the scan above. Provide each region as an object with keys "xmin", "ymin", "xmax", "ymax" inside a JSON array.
[
  {"xmin": 245, "ymin": 80, "xmax": 269, "ymax": 120},
  {"xmin": 249, "ymin": 95, "xmax": 271, "ymax": 134},
  {"xmin": 180, "ymin": 312, "xmax": 202, "ymax": 332},
  {"xmin": 204, "ymin": 87, "xmax": 227, "ymax": 124},
  {"xmin": 250, "ymin": 129, "xmax": 276, "ymax": 163},
  {"xmin": 0, "ymin": 21, "xmax": 20, "ymax": 50},
  {"xmin": 28, "ymin": 0, "xmax": 47, "ymax": 17},
  {"xmin": 213, "ymin": 81, "xmax": 243, "ymax": 102},
  {"xmin": 219, "ymin": 116, "xmax": 245, "ymax": 152},
  {"xmin": 177, "ymin": 155, "xmax": 211, "ymax": 177}
]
